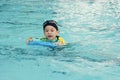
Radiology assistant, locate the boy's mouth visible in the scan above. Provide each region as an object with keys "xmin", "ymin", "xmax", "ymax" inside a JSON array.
[{"xmin": 47, "ymin": 35, "xmax": 53, "ymax": 39}]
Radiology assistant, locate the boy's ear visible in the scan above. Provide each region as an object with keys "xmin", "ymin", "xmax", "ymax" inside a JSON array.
[{"xmin": 57, "ymin": 31, "xmax": 60, "ymax": 34}]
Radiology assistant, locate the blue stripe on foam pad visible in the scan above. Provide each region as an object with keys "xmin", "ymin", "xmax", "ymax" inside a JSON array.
[{"xmin": 28, "ymin": 41, "xmax": 57, "ymax": 47}]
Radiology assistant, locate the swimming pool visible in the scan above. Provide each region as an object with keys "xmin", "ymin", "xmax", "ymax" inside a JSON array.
[{"xmin": 0, "ymin": 0, "xmax": 120, "ymax": 80}]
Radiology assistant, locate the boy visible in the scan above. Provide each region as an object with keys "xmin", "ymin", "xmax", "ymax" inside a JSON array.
[{"xmin": 26, "ymin": 20, "xmax": 66, "ymax": 46}]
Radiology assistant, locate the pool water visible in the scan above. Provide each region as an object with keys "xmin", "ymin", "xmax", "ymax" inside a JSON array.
[{"xmin": 0, "ymin": 0, "xmax": 120, "ymax": 80}]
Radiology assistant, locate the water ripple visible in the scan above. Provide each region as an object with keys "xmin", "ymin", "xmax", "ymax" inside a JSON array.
[{"xmin": 0, "ymin": 21, "xmax": 39, "ymax": 26}]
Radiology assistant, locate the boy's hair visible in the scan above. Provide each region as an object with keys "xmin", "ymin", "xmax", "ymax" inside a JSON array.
[{"xmin": 43, "ymin": 20, "xmax": 58, "ymax": 31}]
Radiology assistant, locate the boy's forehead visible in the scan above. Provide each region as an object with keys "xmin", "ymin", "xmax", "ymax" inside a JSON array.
[{"xmin": 45, "ymin": 25, "xmax": 56, "ymax": 29}]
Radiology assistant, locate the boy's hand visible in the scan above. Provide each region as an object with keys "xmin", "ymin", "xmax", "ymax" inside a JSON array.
[
  {"xmin": 55, "ymin": 41, "xmax": 64, "ymax": 46},
  {"xmin": 26, "ymin": 37, "xmax": 33, "ymax": 44}
]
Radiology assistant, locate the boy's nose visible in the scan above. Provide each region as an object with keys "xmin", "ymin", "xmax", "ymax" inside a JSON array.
[{"xmin": 48, "ymin": 31, "xmax": 51, "ymax": 34}]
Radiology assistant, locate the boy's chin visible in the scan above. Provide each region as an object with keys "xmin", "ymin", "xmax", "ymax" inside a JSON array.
[{"xmin": 47, "ymin": 38, "xmax": 54, "ymax": 40}]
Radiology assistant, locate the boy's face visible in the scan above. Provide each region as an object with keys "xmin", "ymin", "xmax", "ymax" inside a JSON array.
[{"xmin": 44, "ymin": 25, "xmax": 59, "ymax": 40}]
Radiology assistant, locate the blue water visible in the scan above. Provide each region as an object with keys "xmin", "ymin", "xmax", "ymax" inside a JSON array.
[{"xmin": 0, "ymin": 0, "xmax": 120, "ymax": 80}]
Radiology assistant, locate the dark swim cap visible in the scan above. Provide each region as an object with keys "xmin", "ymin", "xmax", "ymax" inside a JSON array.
[{"xmin": 43, "ymin": 20, "xmax": 58, "ymax": 31}]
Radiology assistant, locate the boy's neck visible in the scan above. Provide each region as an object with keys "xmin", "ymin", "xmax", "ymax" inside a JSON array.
[{"xmin": 46, "ymin": 37, "xmax": 58, "ymax": 42}]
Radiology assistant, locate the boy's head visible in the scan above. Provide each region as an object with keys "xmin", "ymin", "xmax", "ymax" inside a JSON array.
[
  {"xmin": 43, "ymin": 20, "xmax": 60, "ymax": 40},
  {"xmin": 43, "ymin": 20, "xmax": 58, "ymax": 31}
]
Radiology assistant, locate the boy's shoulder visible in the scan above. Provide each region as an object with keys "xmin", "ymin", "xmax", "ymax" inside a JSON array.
[
  {"xmin": 40, "ymin": 37, "xmax": 47, "ymax": 41},
  {"xmin": 33, "ymin": 37, "xmax": 47, "ymax": 41}
]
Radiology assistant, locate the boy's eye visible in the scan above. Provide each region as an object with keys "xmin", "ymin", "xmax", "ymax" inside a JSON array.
[
  {"xmin": 51, "ymin": 30, "xmax": 54, "ymax": 32},
  {"xmin": 45, "ymin": 30, "xmax": 49, "ymax": 32},
  {"xmin": 45, "ymin": 29, "xmax": 55, "ymax": 32}
]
